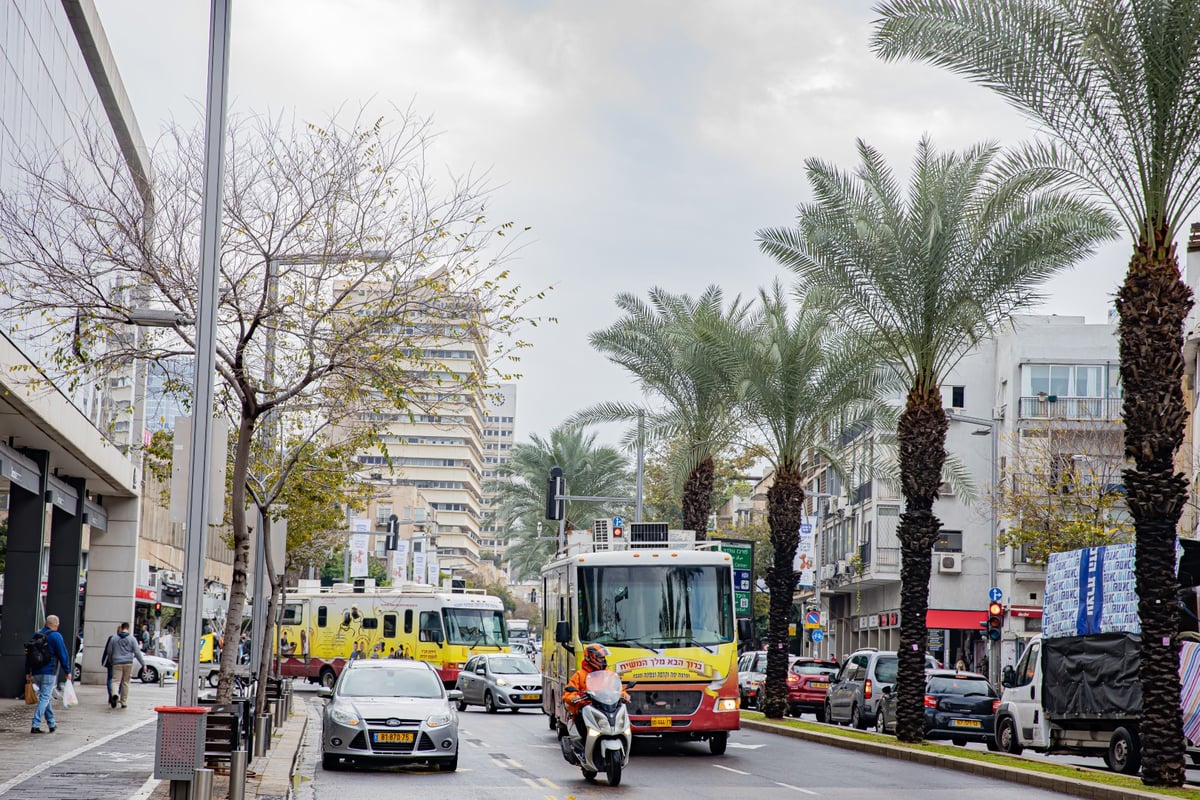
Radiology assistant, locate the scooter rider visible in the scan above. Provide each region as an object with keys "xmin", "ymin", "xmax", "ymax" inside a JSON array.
[{"xmin": 563, "ymin": 643, "xmax": 627, "ymax": 741}]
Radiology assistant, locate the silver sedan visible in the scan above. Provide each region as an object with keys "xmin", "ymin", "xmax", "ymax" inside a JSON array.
[
  {"xmin": 320, "ymin": 659, "xmax": 462, "ymax": 771},
  {"xmin": 454, "ymin": 654, "xmax": 543, "ymax": 713}
]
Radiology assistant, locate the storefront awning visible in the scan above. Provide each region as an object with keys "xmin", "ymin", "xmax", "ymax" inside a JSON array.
[{"xmin": 926, "ymin": 609, "xmax": 987, "ymax": 629}]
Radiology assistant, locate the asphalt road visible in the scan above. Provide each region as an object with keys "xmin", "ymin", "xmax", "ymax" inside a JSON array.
[{"xmin": 295, "ymin": 696, "xmax": 1090, "ymax": 799}]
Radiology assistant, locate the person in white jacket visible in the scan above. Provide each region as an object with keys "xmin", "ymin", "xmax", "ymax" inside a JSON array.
[{"xmin": 102, "ymin": 622, "xmax": 145, "ymax": 708}]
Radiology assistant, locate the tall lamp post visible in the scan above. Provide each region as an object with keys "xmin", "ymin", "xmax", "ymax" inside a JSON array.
[
  {"xmin": 806, "ymin": 492, "xmax": 834, "ymax": 660},
  {"xmin": 947, "ymin": 411, "xmax": 999, "ymax": 685}
]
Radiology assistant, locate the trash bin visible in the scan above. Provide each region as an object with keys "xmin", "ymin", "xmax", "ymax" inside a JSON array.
[{"xmin": 153, "ymin": 706, "xmax": 210, "ymax": 780}]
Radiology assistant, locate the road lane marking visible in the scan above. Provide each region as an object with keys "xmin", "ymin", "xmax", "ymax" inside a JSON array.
[
  {"xmin": 775, "ymin": 781, "xmax": 818, "ymax": 795},
  {"xmin": 713, "ymin": 764, "xmax": 751, "ymax": 775},
  {"xmin": 130, "ymin": 776, "xmax": 160, "ymax": 800},
  {"xmin": 728, "ymin": 742, "xmax": 766, "ymax": 749},
  {"xmin": 0, "ymin": 717, "xmax": 154, "ymax": 796},
  {"xmin": 540, "ymin": 777, "xmax": 560, "ymax": 788}
]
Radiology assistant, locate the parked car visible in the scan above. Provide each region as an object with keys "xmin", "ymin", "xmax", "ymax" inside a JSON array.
[
  {"xmin": 74, "ymin": 649, "xmax": 179, "ymax": 684},
  {"xmin": 875, "ymin": 669, "xmax": 1001, "ymax": 749},
  {"xmin": 320, "ymin": 658, "xmax": 461, "ymax": 771},
  {"xmin": 455, "ymin": 653, "xmax": 543, "ymax": 712},
  {"xmin": 825, "ymin": 648, "xmax": 940, "ymax": 729},
  {"xmin": 738, "ymin": 650, "xmax": 799, "ymax": 709},
  {"xmin": 786, "ymin": 658, "xmax": 840, "ymax": 720}
]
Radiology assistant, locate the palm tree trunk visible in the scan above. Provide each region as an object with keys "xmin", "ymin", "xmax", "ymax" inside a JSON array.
[
  {"xmin": 895, "ymin": 386, "xmax": 947, "ymax": 743},
  {"xmin": 1115, "ymin": 233, "xmax": 1191, "ymax": 787},
  {"xmin": 682, "ymin": 455, "xmax": 715, "ymax": 541},
  {"xmin": 762, "ymin": 467, "xmax": 805, "ymax": 719}
]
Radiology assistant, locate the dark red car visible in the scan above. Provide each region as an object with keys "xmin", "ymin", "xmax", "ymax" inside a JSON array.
[{"xmin": 786, "ymin": 658, "xmax": 840, "ymax": 721}]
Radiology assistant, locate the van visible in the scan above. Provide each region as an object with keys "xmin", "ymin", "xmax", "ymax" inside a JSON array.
[{"xmin": 825, "ymin": 648, "xmax": 939, "ymax": 729}]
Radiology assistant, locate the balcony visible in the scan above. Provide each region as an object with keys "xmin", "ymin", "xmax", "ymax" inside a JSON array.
[{"xmin": 1018, "ymin": 395, "xmax": 1122, "ymax": 421}]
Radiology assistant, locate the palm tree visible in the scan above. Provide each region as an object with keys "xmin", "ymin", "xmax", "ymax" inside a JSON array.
[
  {"xmin": 573, "ymin": 287, "xmax": 751, "ymax": 538},
  {"xmin": 872, "ymin": 5, "xmax": 1200, "ymax": 782},
  {"xmin": 721, "ymin": 283, "xmax": 887, "ymax": 719},
  {"xmin": 490, "ymin": 425, "xmax": 634, "ymax": 579},
  {"xmin": 758, "ymin": 137, "xmax": 1114, "ymax": 742}
]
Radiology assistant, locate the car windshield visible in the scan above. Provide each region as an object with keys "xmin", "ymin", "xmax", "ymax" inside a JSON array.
[
  {"xmin": 338, "ymin": 668, "xmax": 443, "ymax": 698},
  {"xmin": 443, "ymin": 608, "xmax": 507, "ymax": 646},
  {"xmin": 577, "ymin": 564, "xmax": 735, "ymax": 647},
  {"xmin": 927, "ymin": 677, "xmax": 995, "ymax": 697},
  {"xmin": 487, "ymin": 657, "xmax": 538, "ymax": 674},
  {"xmin": 792, "ymin": 664, "xmax": 838, "ymax": 676}
]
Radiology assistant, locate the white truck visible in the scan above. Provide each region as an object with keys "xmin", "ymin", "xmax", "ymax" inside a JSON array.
[{"xmin": 993, "ymin": 542, "xmax": 1200, "ymax": 774}]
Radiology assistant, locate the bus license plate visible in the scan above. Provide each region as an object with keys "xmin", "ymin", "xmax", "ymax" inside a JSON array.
[
  {"xmin": 650, "ymin": 716, "xmax": 672, "ymax": 728},
  {"xmin": 950, "ymin": 719, "xmax": 981, "ymax": 728},
  {"xmin": 373, "ymin": 732, "xmax": 414, "ymax": 743},
  {"xmin": 521, "ymin": 693, "xmax": 540, "ymax": 701}
]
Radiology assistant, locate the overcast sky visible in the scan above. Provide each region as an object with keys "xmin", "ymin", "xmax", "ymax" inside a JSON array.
[{"xmin": 94, "ymin": 0, "xmax": 1131, "ymax": 447}]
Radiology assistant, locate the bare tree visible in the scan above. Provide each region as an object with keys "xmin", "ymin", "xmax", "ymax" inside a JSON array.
[{"xmin": 0, "ymin": 107, "xmax": 537, "ymax": 703}]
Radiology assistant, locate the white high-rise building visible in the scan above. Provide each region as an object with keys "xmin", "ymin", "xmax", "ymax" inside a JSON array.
[{"xmin": 481, "ymin": 383, "xmax": 516, "ymax": 566}]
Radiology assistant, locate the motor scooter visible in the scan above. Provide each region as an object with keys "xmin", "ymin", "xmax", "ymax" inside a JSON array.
[{"xmin": 558, "ymin": 670, "xmax": 633, "ymax": 785}]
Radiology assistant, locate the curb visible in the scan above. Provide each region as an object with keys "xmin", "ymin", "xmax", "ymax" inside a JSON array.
[
  {"xmin": 740, "ymin": 718, "xmax": 1172, "ymax": 800},
  {"xmin": 252, "ymin": 700, "xmax": 309, "ymax": 800}
]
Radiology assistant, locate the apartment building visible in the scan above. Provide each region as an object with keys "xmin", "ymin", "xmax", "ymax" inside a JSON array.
[
  {"xmin": 785, "ymin": 315, "xmax": 1123, "ymax": 674},
  {"xmin": 480, "ymin": 383, "xmax": 516, "ymax": 567}
]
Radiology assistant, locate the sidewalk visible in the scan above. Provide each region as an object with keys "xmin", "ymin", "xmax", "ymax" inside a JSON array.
[{"xmin": 0, "ymin": 680, "xmax": 310, "ymax": 800}]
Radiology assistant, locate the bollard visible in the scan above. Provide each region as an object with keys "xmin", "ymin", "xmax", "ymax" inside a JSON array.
[
  {"xmin": 255, "ymin": 713, "xmax": 272, "ymax": 756},
  {"xmin": 273, "ymin": 698, "xmax": 286, "ymax": 728},
  {"xmin": 189, "ymin": 768, "xmax": 214, "ymax": 800},
  {"xmin": 228, "ymin": 749, "xmax": 247, "ymax": 800}
]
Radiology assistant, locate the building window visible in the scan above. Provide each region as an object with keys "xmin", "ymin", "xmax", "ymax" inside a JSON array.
[{"xmin": 951, "ymin": 385, "xmax": 965, "ymax": 409}]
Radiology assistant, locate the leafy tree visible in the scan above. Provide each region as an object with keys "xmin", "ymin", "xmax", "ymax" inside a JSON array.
[
  {"xmin": 996, "ymin": 424, "xmax": 1133, "ymax": 564},
  {"xmin": 572, "ymin": 287, "xmax": 751, "ymax": 539},
  {"xmin": 718, "ymin": 283, "xmax": 886, "ymax": 719},
  {"xmin": 0, "ymin": 109, "xmax": 535, "ymax": 704},
  {"xmin": 873, "ymin": 3, "xmax": 1200, "ymax": 781},
  {"xmin": 642, "ymin": 440, "xmax": 755, "ymax": 530},
  {"xmin": 759, "ymin": 137, "xmax": 1113, "ymax": 740},
  {"xmin": 489, "ymin": 425, "xmax": 634, "ymax": 580}
]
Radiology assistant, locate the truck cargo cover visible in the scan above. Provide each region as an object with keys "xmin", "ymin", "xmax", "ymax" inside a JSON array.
[{"xmin": 1043, "ymin": 633, "xmax": 1141, "ymax": 719}]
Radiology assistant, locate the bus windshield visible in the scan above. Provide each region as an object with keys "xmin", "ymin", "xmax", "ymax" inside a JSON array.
[
  {"xmin": 443, "ymin": 608, "xmax": 507, "ymax": 647},
  {"xmin": 577, "ymin": 564, "xmax": 734, "ymax": 647}
]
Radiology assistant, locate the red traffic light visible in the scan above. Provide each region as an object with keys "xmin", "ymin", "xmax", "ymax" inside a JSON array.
[
  {"xmin": 986, "ymin": 602, "xmax": 1004, "ymax": 641},
  {"xmin": 988, "ymin": 601, "xmax": 1003, "ymax": 617},
  {"xmin": 612, "ymin": 527, "xmax": 624, "ymax": 538}
]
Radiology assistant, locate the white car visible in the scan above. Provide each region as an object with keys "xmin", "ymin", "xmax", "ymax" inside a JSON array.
[{"xmin": 74, "ymin": 650, "xmax": 179, "ymax": 683}]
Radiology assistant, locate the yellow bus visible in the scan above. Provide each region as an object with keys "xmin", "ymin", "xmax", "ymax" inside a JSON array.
[{"xmin": 277, "ymin": 580, "xmax": 509, "ymax": 688}]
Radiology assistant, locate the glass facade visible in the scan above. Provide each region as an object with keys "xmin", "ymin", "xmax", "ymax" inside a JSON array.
[{"xmin": 0, "ymin": 0, "xmax": 131, "ymax": 425}]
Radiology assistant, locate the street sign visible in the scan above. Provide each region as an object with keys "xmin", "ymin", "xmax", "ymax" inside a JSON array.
[
  {"xmin": 788, "ymin": 623, "xmax": 797, "ymax": 636},
  {"xmin": 803, "ymin": 610, "xmax": 821, "ymax": 629},
  {"xmin": 613, "ymin": 516, "xmax": 624, "ymax": 529},
  {"xmin": 713, "ymin": 538, "xmax": 755, "ymax": 619},
  {"xmin": 811, "ymin": 629, "xmax": 825, "ymax": 643},
  {"xmin": 989, "ymin": 587, "xmax": 1003, "ymax": 603}
]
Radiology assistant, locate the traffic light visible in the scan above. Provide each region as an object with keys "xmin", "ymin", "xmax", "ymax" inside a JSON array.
[
  {"xmin": 986, "ymin": 601, "xmax": 1004, "ymax": 641},
  {"xmin": 154, "ymin": 602, "xmax": 163, "ymax": 618},
  {"xmin": 545, "ymin": 466, "xmax": 564, "ymax": 521}
]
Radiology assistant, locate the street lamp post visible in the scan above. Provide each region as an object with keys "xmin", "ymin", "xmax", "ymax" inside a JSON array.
[
  {"xmin": 947, "ymin": 411, "xmax": 999, "ymax": 685},
  {"xmin": 807, "ymin": 492, "xmax": 834, "ymax": 659}
]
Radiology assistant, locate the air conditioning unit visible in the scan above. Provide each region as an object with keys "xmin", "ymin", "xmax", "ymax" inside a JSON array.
[
  {"xmin": 821, "ymin": 564, "xmax": 835, "ymax": 581},
  {"xmin": 836, "ymin": 559, "xmax": 849, "ymax": 576},
  {"xmin": 937, "ymin": 553, "xmax": 963, "ymax": 574}
]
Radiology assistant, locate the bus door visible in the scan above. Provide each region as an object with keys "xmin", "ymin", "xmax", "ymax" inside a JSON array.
[
  {"xmin": 417, "ymin": 609, "xmax": 445, "ymax": 663},
  {"xmin": 278, "ymin": 600, "xmax": 309, "ymax": 675}
]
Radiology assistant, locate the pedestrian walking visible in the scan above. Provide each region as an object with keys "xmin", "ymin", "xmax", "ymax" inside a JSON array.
[
  {"xmin": 100, "ymin": 624, "xmax": 122, "ymax": 701},
  {"xmin": 139, "ymin": 624, "xmax": 152, "ymax": 654},
  {"xmin": 102, "ymin": 622, "xmax": 145, "ymax": 708},
  {"xmin": 26, "ymin": 613, "xmax": 71, "ymax": 734}
]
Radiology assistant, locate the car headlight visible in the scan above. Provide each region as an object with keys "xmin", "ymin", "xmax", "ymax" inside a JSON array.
[
  {"xmin": 330, "ymin": 707, "xmax": 360, "ymax": 727},
  {"xmin": 426, "ymin": 712, "xmax": 454, "ymax": 729},
  {"xmin": 495, "ymin": 678, "xmax": 508, "ymax": 687}
]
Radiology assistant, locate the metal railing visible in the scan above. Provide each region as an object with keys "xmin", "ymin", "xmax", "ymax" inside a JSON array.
[{"xmin": 1018, "ymin": 396, "xmax": 1122, "ymax": 421}]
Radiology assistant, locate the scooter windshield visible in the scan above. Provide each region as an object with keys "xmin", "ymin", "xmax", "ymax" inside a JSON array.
[{"xmin": 585, "ymin": 670, "xmax": 623, "ymax": 705}]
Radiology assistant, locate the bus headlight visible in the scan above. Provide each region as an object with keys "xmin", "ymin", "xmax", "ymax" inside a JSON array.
[{"xmin": 715, "ymin": 697, "xmax": 739, "ymax": 712}]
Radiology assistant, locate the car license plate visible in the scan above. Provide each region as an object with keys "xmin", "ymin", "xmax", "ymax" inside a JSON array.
[
  {"xmin": 521, "ymin": 693, "xmax": 540, "ymax": 701},
  {"xmin": 650, "ymin": 716, "xmax": 672, "ymax": 728},
  {"xmin": 811, "ymin": 682, "xmax": 829, "ymax": 689},
  {"xmin": 373, "ymin": 731, "xmax": 415, "ymax": 743},
  {"xmin": 950, "ymin": 719, "xmax": 981, "ymax": 728}
]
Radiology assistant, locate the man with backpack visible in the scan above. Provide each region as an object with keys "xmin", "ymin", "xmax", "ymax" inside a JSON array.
[{"xmin": 26, "ymin": 614, "xmax": 72, "ymax": 734}]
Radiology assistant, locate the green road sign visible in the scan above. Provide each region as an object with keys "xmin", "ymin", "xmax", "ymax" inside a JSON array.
[{"xmin": 713, "ymin": 538, "xmax": 754, "ymax": 619}]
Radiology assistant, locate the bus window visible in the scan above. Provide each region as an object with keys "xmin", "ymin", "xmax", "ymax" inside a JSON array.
[
  {"xmin": 361, "ymin": 617, "xmax": 378, "ymax": 630},
  {"xmin": 384, "ymin": 614, "xmax": 397, "ymax": 638},
  {"xmin": 404, "ymin": 609, "xmax": 413, "ymax": 634},
  {"xmin": 281, "ymin": 603, "xmax": 302, "ymax": 625},
  {"xmin": 317, "ymin": 606, "xmax": 328, "ymax": 628},
  {"xmin": 419, "ymin": 610, "xmax": 444, "ymax": 642}
]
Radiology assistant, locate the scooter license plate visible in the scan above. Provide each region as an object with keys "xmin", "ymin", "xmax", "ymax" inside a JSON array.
[{"xmin": 650, "ymin": 716, "xmax": 672, "ymax": 728}]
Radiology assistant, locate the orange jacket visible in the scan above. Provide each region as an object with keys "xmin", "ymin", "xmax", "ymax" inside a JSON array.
[{"xmin": 563, "ymin": 665, "xmax": 629, "ymax": 715}]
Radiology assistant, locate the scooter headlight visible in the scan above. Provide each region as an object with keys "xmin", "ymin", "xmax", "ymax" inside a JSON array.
[{"xmin": 582, "ymin": 704, "xmax": 614, "ymax": 735}]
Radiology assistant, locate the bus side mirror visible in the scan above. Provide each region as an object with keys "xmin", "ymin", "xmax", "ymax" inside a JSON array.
[
  {"xmin": 737, "ymin": 618, "xmax": 753, "ymax": 642},
  {"xmin": 434, "ymin": 629, "xmax": 443, "ymax": 646},
  {"xmin": 555, "ymin": 620, "xmax": 571, "ymax": 645}
]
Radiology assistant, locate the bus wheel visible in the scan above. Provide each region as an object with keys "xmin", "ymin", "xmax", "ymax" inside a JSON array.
[
  {"xmin": 319, "ymin": 668, "xmax": 337, "ymax": 690},
  {"xmin": 709, "ymin": 733, "xmax": 728, "ymax": 755}
]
